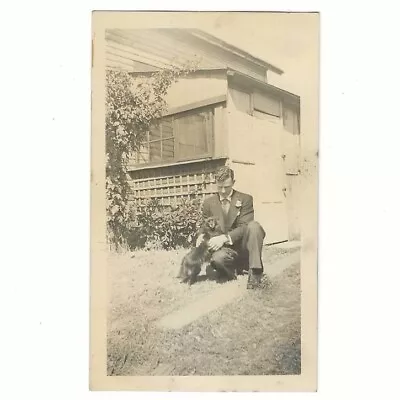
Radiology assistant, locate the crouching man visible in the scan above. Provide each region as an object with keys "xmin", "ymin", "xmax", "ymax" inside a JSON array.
[{"xmin": 199, "ymin": 166, "xmax": 266, "ymax": 289}]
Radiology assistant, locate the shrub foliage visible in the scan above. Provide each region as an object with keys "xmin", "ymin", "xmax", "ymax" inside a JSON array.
[
  {"xmin": 127, "ymin": 197, "xmax": 204, "ymax": 251},
  {"xmin": 105, "ymin": 66, "xmax": 199, "ymax": 250}
]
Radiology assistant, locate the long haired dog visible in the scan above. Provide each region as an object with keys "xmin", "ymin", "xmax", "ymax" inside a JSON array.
[
  {"xmin": 198, "ymin": 216, "xmax": 224, "ymax": 238},
  {"xmin": 177, "ymin": 217, "xmax": 220, "ymax": 285},
  {"xmin": 177, "ymin": 217, "xmax": 238, "ymax": 285},
  {"xmin": 177, "ymin": 236, "xmax": 211, "ymax": 285}
]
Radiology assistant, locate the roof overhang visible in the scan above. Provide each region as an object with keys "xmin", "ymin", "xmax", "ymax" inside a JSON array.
[
  {"xmin": 128, "ymin": 68, "xmax": 228, "ymax": 78},
  {"xmin": 188, "ymin": 29, "xmax": 284, "ymax": 75}
]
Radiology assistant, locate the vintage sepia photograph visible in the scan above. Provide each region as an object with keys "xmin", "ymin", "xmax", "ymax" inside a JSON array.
[{"xmin": 91, "ymin": 11, "xmax": 319, "ymax": 391}]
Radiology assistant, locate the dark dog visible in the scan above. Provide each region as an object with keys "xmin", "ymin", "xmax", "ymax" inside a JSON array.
[
  {"xmin": 198, "ymin": 217, "xmax": 223, "ymax": 238},
  {"xmin": 177, "ymin": 217, "xmax": 238, "ymax": 285},
  {"xmin": 177, "ymin": 236, "xmax": 212, "ymax": 285}
]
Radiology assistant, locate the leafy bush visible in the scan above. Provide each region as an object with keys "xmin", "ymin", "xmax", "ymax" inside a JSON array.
[
  {"xmin": 126, "ymin": 197, "xmax": 204, "ymax": 250},
  {"xmin": 105, "ymin": 65, "xmax": 197, "ymax": 251}
]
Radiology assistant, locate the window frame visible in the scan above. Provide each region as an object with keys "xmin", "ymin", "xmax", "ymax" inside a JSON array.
[
  {"xmin": 253, "ymin": 91, "xmax": 281, "ymax": 118},
  {"xmin": 229, "ymin": 84, "xmax": 283, "ymax": 119},
  {"xmin": 134, "ymin": 105, "xmax": 215, "ymax": 166}
]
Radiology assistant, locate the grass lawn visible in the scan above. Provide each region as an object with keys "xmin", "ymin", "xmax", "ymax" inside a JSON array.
[{"xmin": 107, "ymin": 246, "xmax": 301, "ymax": 376}]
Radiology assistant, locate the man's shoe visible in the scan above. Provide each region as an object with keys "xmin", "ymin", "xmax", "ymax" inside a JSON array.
[
  {"xmin": 247, "ymin": 269, "xmax": 263, "ymax": 289},
  {"xmin": 236, "ymin": 264, "xmax": 249, "ymax": 276}
]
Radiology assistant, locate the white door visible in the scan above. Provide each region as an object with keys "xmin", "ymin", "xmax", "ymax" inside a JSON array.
[
  {"xmin": 227, "ymin": 108, "xmax": 289, "ymax": 244},
  {"xmin": 252, "ymin": 117, "xmax": 289, "ymax": 244}
]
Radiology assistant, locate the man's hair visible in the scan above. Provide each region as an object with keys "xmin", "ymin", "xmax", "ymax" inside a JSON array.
[{"xmin": 214, "ymin": 166, "xmax": 235, "ymax": 182}]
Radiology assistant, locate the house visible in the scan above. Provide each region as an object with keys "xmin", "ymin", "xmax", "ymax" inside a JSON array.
[{"xmin": 106, "ymin": 28, "xmax": 301, "ymax": 244}]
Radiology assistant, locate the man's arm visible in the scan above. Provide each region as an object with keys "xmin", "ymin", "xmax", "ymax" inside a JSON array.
[{"xmin": 228, "ymin": 195, "xmax": 254, "ymax": 244}]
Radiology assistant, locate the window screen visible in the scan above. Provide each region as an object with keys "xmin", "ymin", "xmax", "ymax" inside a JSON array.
[
  {"xmin": 134, "ymin": 108, "xmax": 213, "ymax": 164},
  {"xmin": 175, "ymin": 111, "xmax": 210, "ymax": 159}
]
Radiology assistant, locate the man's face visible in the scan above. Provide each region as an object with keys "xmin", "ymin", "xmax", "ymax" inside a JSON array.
[{"xmin": 216, "ymin": 177, "xmax": 235, "ymax": 199}]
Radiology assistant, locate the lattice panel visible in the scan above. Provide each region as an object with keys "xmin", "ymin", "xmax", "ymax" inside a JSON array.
[{"xmin": 127, "ymin": 159, "xmax": 226, "ymax": 207}]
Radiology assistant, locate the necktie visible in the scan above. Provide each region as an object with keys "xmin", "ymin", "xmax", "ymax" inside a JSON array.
[{"xmin": 221, "ymin": 198, "xmax": 230, "ymax": 215}]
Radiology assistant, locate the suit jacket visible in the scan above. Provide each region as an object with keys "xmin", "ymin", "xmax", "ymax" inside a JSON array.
[{"xmin": 202, "ymin": 189, "xmax": 254, "ymax": 245}]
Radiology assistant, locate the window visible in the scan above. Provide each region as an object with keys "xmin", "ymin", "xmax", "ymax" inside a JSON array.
[
  {"xmin": 175, "ymin": 111, "xmax": 211, "ymax": 159},
  {"xmin": 229, "ymin": 86, "xmax": 281, "ymax": 118},
  {"xmin": 253, "ymin": 92, "xmax": 281, "ymax": 117},
  {"xmin": 135, "ymin": 107, "xmax": 213, "ymax": 165}
]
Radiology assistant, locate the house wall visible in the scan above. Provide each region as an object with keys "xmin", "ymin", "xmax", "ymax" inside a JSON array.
[
  {"xmin": 226, "ymin": 87, "xmax": 290, "ymax": 244},
  {"xmin": 105, "ymin": 29, "xmax": 273, "ymax": 82},
  {"xmin": 165, "ymin": 75, "xmax": 227, "ymax": 110},
  {"xmin": 285, "ymin": 174, "xmax": 302, "ymax": 240},
  {"xmin": 213, "ymin": 104, "xmax": 229, "ymax": 158},
  {"xmin": 282, "ymin": 130, "xmax": 300, "ymax": 175},
  {"xmin": 126, "ymin": 73, "xmax": 301, "ymax": 244}
]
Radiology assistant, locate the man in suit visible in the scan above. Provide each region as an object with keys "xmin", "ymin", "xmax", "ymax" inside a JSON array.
[{"xmin": 199, "ymin": 166, "xmax": 266, "ymax": 289}]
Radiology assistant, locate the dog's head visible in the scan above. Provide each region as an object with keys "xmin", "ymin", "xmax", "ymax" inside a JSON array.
[{"xmin": 204, "ymin": 217, "xmax": 219, "ymax": 231}]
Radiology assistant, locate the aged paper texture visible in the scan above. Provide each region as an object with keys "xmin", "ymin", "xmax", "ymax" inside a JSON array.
[{"xmin": 91, "ymin": 11, "xmax": 319, "ymax": 391}]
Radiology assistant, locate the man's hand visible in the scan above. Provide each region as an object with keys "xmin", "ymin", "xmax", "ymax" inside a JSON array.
[{"xmin": 208, "ymin": 235, "xmax": 229, "ymax": 251}]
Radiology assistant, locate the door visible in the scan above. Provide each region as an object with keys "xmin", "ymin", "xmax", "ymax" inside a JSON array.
[
  {"xmin": 231, "ymin": 115, "xmax": 289, "ymax": 245},
  {"xmin": 252, "ymin": 117, "xmax": 289, "ymax": 244}
]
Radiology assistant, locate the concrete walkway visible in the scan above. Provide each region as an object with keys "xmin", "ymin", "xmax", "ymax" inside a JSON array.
[
  {"xmin": 156, "ymin": 248, "xmax": 300, "ymax": 330},
  {"xmin": 270, "ymin": 240, "xmax": 301, "ymax": 250}
]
